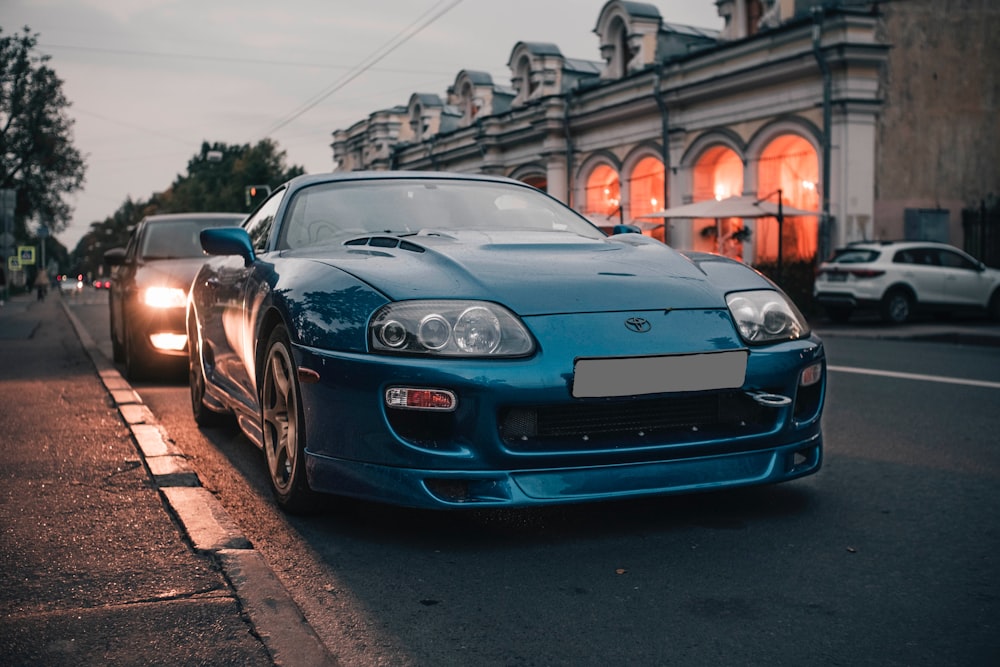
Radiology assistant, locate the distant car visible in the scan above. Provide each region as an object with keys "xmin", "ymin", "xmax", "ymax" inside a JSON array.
[
  {"xmin": 105, "ymin": 212, "xmax": 245, "ymax": 380},
  {"xmin": 187, "ymin": 171, "xmax": 825, "ymax": 513},
  {"xmin": 814, "ymin": 240, "xmax": 1000, "ymax": 323},
  {"xmin": 59, "ymin": 275, "xmax": 84, "ymax": 294},
  {"xmin": 93, "ymin": 278, "xmax": 111, "ymax": 290}
]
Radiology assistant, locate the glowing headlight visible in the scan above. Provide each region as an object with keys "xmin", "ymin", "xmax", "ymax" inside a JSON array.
[
  {"xmin": 143, "ymin": 286, "xmax": 187, "ymax": 309},
  {"xmin": 726, "ymin": 290, "xmax": 808, "ymax": 344},
  {"xmin": 370, "ymin": 300, "xmax": 534, "ymax": 357}
]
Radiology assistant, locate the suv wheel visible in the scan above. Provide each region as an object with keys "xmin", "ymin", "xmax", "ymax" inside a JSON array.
[{"xmin": 881, "ymin": 289, "xmax": 913, "ymax": 324}]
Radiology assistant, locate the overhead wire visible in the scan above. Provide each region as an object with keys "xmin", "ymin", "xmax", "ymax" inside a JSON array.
[
  {"xmin": 36, "ymin": 42, "xmax": 455, "ymax": 76},
  {"xmin": 260, "ymin": 0, "xmax": 464, "ymax": 137}
]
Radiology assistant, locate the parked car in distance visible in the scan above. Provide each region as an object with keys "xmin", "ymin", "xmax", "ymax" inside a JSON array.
[
  {"xmin": 93, "ymin": 278, "xmax": 111, "ymax": 289},
  {"xmin": 187, "ymin": 171, "xmax": 826, "ymax": 514},
  {"xmin": 814, "ymin": 240, "xmax": 1000, "ymax": 323},
  {"xmin": 105, "ymin": 212, "xmax": 245, "ymax": 380}
]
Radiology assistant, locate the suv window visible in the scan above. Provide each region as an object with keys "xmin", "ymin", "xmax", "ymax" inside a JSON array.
[
  {"xmin": 938, "ymin": 249, "xmax": 977, "ymax": 270},
  {"xmin": 832, "ymin": 249, "xmax": 879, "ymax": 264}
]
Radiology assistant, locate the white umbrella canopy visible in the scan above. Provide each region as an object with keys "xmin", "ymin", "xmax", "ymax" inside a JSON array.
[{"xmin": 642, "ymin": 195, "xmax": 816, "ymax": 219}]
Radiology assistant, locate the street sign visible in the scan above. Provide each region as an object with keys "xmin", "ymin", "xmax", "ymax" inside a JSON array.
[
  {"xmin": 8, "ymin": 255, "xmax": 20, "ymax": 271},
  {"xmin": 18, "ymin": 246, "xmax": 36, "ymax": 265}
]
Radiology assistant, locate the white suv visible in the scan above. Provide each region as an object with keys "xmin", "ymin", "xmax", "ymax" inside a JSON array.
[{"xmin": 814, "ymin": 241, "xmax": 1000, "ymax": 323}]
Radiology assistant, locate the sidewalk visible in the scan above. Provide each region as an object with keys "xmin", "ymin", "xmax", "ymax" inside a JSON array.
[{"xmin": 0, "ymin": 292, "xmax": 331, "ymax": 666}]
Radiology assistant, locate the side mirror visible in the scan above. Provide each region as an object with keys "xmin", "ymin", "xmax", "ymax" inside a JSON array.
[
  {"xmin": 103, "ymin": 247, "xmax": 127, "ymax": 266},
  {"xmin": 612, "ymin": 224, "xmax": 642, "ymax": 235},
  {"xmin": 200, "ymin": 227, "xmax": 256, "ymax": 267}
]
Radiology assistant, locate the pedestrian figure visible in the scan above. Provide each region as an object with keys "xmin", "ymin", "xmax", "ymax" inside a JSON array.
[{"xmin": 34, "ymin": 268, "xmax": 49, "ymax": 301}]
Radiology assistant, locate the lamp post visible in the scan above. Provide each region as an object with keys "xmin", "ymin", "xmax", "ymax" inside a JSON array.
[{"xmin": 756, "ymin": 189, "xmax": 784, "ymax": 284}]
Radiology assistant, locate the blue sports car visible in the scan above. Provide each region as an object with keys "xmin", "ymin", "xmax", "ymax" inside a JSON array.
[{"xmin": 187, "ymin": 172, "xmax": 825, "ymax": 513}]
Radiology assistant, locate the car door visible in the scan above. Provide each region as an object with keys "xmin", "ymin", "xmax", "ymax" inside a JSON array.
[
  {"xmin": 222, "ymin": 191, "xmax": 284, "ymax": 410},
  {"xmin": 938, "ymin": 247, "xmax": 991, "ymax": 306},
  {"xmin": 900, "ymin": 247, "xmax": 947, "ymax": 304},
  {"xmin": 111, "ymin": 222, "xmax": 145, "ymax": 348}
]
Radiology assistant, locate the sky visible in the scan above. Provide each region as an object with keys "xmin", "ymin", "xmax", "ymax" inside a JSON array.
[{"xmin": 2, "ymin": 0, "xmax": 723, "ymax": 251}]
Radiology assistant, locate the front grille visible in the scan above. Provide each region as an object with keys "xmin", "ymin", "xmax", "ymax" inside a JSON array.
[{"xmin": 500, "ymin": 391, "xmax": 772, "ymax": 450}]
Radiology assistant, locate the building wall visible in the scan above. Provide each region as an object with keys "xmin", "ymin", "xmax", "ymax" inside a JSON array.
[
  {"xmin": 873, "ymin": 0, "xmax": 1000, "ymax": 244},
  {"xmin": 331, "ymin": 1, "xmax": 998, "ymax": 263}
]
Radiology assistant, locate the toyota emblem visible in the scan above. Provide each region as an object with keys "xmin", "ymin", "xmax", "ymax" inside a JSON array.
[{"xmin": 624, "ymin": 317, "xmax": 651, "ymax": 333}]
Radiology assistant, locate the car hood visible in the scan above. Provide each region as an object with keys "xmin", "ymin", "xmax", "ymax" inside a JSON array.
[
  {"xmin": 135, "ymin": 257, "xmax": 209, "ymax": 289},
  {"xmin": 297, "ymin": 230, "xmax": 728, "ymax": 315}
]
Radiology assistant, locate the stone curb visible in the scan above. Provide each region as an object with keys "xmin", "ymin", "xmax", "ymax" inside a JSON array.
[{"xmin": 60, "ymin": 299, "xmax": 333, "ymax": 666}]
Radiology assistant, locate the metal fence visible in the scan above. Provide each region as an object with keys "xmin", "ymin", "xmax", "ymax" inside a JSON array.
[{"xmin": 963, "ymin": 197, "xmax": 1000, "ymax": 268}]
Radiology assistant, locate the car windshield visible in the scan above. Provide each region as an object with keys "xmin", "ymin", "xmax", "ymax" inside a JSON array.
[
  {"xmin": 141, "ymin": 218, "xmax": 242, "ymax": 259},
  {"xmin": 830, "ymin": 248, "xmax": 880, "ymax": 264},
  {"xmin": 279, "ymin": 179, "xmax": 606, "ymax": 249}
]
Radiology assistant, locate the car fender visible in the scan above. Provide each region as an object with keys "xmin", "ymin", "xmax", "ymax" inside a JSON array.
[{"xmin": 252, "ymin": 257, "xmax": 390, "ymax": 356}]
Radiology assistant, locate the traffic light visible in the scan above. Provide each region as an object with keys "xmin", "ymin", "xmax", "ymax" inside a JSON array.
[{"xmin": 245, "ymin": 184, "xmax": 272, "ymax": 208}]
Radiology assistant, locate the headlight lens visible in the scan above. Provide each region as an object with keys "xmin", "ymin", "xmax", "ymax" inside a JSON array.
[
  {"xmin": 143, "ymin": 286, "xmax": 187, "ymax": 309},
  {"xmin": 726, "ymin": 290, "xmax": 808, "ymax": 344},
  {"xmin": 370, "ymin": 300, "xmax": 534, "ymax": 356}
]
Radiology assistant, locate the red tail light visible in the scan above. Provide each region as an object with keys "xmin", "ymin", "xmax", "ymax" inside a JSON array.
[{"xmin": 848, "ymin": 269, "xmax": 885, "ymax": 278}]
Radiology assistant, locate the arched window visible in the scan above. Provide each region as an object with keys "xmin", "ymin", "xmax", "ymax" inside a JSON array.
[
  {"xmin": 692, "ymin": 146, "xmax": 745, "ymax": 257},
  {"xmin": 585, "ymin": 165, "xmax": 621, "ymax": 223},
  {"xmin": 628, "ymin": 157, "xmax": 665, "ymax": 241},
  {"xmin": 756, "ymin": 134, "xmax": 819, "ymax": 263},
  {"xmin": 522, "ymin": 174, "xmax": 547, "ymax": 192}
]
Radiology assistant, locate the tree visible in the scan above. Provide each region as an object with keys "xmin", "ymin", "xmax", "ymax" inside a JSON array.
[
  {"xmin": 161, "ymin": 139, "xmax": 305, "ymax": 213},
  {"xmin": 0, "ymin": 27, "xmax": 86, "ymax": 238},
  {"xmin": 72, "ymin": 139, "xmax": 305, "ymax": 279}
]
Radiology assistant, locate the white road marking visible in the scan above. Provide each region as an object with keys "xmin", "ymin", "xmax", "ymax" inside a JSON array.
[{"xmin": 828, "ymin": 365, "xmax": 1000, "ymax": 390}]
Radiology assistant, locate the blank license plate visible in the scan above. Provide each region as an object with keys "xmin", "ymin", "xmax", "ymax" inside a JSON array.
[{"xmin": 572, "ymin": 350, "xmax": 748, "ymax": 398}]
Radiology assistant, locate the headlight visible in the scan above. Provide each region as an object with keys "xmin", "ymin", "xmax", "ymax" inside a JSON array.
[
  {"xmin": 370, "ymin": 300, "xmax": 534, "ymax": 357},
  {"xmin": 143, "ymin": 286, "xmax": 187, "ymax": 309},
  {"xmin": 726, "ymin": 290, "xmax": 808, "ymax": 344}
]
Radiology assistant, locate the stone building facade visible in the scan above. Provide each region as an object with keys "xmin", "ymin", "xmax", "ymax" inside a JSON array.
[{"xmin": 331, "ymin": 0, "xmax": 998, "ymax": 268}]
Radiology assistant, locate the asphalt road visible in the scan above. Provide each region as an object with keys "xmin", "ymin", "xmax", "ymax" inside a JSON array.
[{"xmin": 67, "ymin": 290, "xmax": 1000, "ymax": 666}]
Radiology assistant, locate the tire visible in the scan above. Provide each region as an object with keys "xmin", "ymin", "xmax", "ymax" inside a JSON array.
[
  {"xmin": 880, "ymin": 289, "xmax": 913, "ymax": 324},
  {"xmin": 260, "ymin": 325, "xmax": 315, "ymax": 513},
  {"xmin": 825, "ymin": 306, "xmax": 852, "ymax": 323},
  {"xmin": 188, "ymin": 318, "xmax": 230, "ymax": 427}
]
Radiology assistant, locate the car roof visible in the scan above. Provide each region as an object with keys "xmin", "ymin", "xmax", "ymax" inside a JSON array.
[
  {"xmin": 283, "ymin": 170, "xmax": 527, "ymax": 191},
  {"xmin": 838, "ymin": 240, "xmax": 964, "ymax": 252},
  {"xmin": 141, "ymin": 212, "xmax": 245, "ymax": 224}
]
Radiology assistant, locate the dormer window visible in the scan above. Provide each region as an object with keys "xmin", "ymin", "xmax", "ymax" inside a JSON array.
[
  {"xmin": 409, "ymin": 104, "xmax": 422, "ymax": 140},
  {"xmin": 611, "ymin": 17, "xmax": 629, "ymax": 78},
  {"xmin": 513, "ymin": 55, "xmax": 534, "ymax": 104}
]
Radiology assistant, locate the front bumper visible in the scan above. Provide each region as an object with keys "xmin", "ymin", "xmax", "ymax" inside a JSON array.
[
  {"xmin": 305, "ymin": 434, "xmax": 822, "ymax": 508},
  {"xmin": 292, "ymin": 310, "xmax": 826, "ymax": 508}
]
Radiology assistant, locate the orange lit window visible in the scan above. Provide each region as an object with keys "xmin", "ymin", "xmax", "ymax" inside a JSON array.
[
  {"xmin": 756, "ymin": 135, "xmax": 819, "ymax": 263},
  {"xmin": 585, "ymin": 165, "xmax": 621, "ymax": 220},
  {"xmin": 692, "ymin": 147, "xmax": 745, "ymax": 256},
  {"xmin": 628, "ymin": 157, "xmax": 665, "ymax": 240}
]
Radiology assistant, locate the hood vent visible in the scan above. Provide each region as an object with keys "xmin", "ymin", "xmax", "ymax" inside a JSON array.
[{"xmin": 344, "ymin": 236, "xmax": 425, "ymax": 253}]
